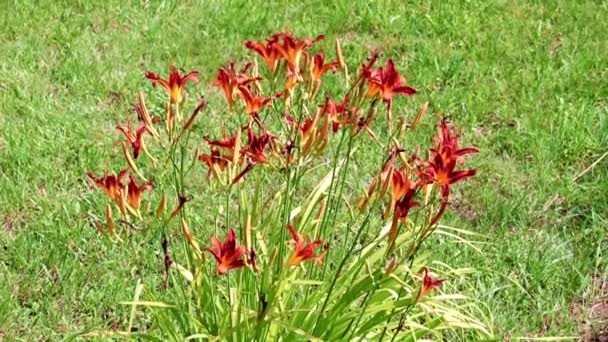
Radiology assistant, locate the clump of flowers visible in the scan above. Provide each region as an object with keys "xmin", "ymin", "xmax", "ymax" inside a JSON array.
[{"xmin": 84, "ymin": 32, "xmax": 491, "ymax": 340}]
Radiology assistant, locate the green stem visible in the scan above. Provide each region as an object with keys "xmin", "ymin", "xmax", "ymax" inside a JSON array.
[
  {"xmin": 312, "ymin": 210, "xmax": 372, "ymax": 335},
  {"xmin": 320, "ymin": 133, "xmax": 355, "ymax": 280}
]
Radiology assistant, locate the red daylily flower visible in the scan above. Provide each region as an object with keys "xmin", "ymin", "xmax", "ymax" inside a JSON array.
[
  {"xmin": 421, "ymin": 155, "xmax": 477, "ymax": 199},
  {"xmin": 286, "ymin": 224, "xmax": 328, "ymax": 266},
  {"xmin": 206, "ymin": 229, "xmax": 247, "ymax": 275},
  {"xmin": 321, "ymin": 95, "xmax": 350, "ymax": 132},
  {"xmin": 126, "ymin": 176, "xmax": 153, "ymax": 211},
  {"xmin": 310, "ymin": 53, "xmax": 339, "ymax": 83},
  {"xmin": 419, "ymin": 120, "xmax": 478, "ymax": 225},
  {"xmin": 418, "ymin": 267, "xmax": 446, "ymax": 299},
  {"xmin": 145, "ymin": 65, "xmax": 199, "ymax": 104},
  {"xmin": 420, "ymin": 121, "xmax": 478, "ymax": 200},
  {"xmin": 244, "ymin": 34, "xmax": 283, "ymax": 73},
  {"xmin": 203, "ymin": 129, "xmax": 240, "ymax": 151},
  {"xmin": 360, "ymin": 50, "xmax": 381, "ymax": 80},
  {"xmin": 116, "ymin": 121, "xmax": 147, "ymax": 159},
  {"xmin": 283, "ymin": 113, "xmax": 313, "ymax": 135},
  {"xmin": 366, "ymin": 59, "xmax": 416, "ymax": 100},
  {"xmin": 274, "ymin": 32, "xmax": 324, "ymax": 75},
  {"xmin": 391, "ymin": 168, "xmax": 410, "ymax": 204},
  {"xmin": 241, "ymin": 128, "xmax": 273, "ymax": 164},
  {"xmin": 366, "ymin": 59, "xmax": 416, "ymax": 119},
  {"xmin": 213, "ymin": 63, "xmax": 261, "ymax": 108},
  {"xmin": 237, "ymin": 86, "xmax": 272, "ymax": 116},
  {"xmin": 200, "ymin": 129, "xmax": 241, "ymax": 178},
  {"xmin": 419, "ymin": 151, "xmax": 476, "ymax": 226},
  {"xmin": 386, "ymin": 168, "xmax": 420, "ymax": 248},
  {"xmin": 87, "ymin": 169, "xmax": 129, "ymax": 203},
  {"xmin": 198, "ymin": 148, "xmax": 231, "ymax": 177},
  {"xmin": 390, "ymin": 168, "xmax": 420, "ymax": 218},
  {"xmin": 308, "ymin": 52, "xmax": 339, "ymax": 98},
  {"xmin": 394, "ymin": 186, "xmax": 419, "ymax": 223},
  {"xmin": 432, "ymin": 119, "xmax": 480, "ymax": 165}
]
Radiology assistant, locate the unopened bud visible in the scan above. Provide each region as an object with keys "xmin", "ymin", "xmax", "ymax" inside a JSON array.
[
  {"xmin": 105, "ymin": 204, "xmax": 116, "ymax": 236},
  {"xmin": 385, "ymin": 256, "xmax": 398, "ymax": 276},
  {"xmin": 411, "ymin": 101, "xmax": 429, "ymax": 130},
  {"xmin": 335, "ymin": 38, "xmax": 349, "ymax": 81},
  {"xmin": 315, "ymin": 197, "xmax": 328, "ymax": 222},
  {"xmin": 244, "ymin": 214, "xmax": 252, "ymax": 251},
  {"xmin": 122, "ymin": 142, "xmax": 147, "ymax": 182},
  {"xmin": 94, "ymin": 220, "xmax": 105, "ymax": 235},
  {"xmin": 181, "ymin": 218, "xmax": 202, "ymax": 256},
  {"xmin": 156, "ymin": 193, "xmax": 167, "ymax": 218}
]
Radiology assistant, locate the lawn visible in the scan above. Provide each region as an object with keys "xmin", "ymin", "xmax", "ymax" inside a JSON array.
[{"xmin": 1, "ymin": 0, "xmax": 607, "ymax": 340}]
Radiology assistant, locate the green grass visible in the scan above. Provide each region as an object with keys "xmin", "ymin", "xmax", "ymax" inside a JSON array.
[{"xmin": 1, "ymin": 0, "xmax": 607, "ymax": 339}]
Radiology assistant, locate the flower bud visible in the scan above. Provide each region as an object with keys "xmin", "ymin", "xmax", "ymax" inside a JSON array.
[
  {"xmin": 385, "ymin": 256, "xmax": 397, "ymax": 276},
  {"xmin": 156, "ymin": 193, "xmax": 167, "ymax": 218},
  {"xmin": 411, "ymin": 101, "xmax": 429, "ymax": 130}
]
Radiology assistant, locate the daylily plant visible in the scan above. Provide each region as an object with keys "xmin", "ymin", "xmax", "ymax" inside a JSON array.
[{"xmin": 84, "ymin": 31, "xmax": 488, "ymax": 341}]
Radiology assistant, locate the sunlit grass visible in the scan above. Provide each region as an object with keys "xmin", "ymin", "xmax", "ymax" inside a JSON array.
[{"xmin": 0, "ymin": 0, "xmax": 607, "ymax": 339}]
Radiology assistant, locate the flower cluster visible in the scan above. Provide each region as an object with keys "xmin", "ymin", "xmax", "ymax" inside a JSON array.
[
  {"xmin": 84, "ymin": 31, "xmax": 482, "ymax": 339},
  {"xmin": 204, "ymin": 224, "xmax": 327, "ymax": 275},
  {"xmin": 87, "ymin": 169, "xmax": 153, "ymax": 216},
  {"xmin": 359, "ymin": 119, "xmax": 478, "ymax": 251},
  {"xmin": 86, "ymin": 31, "xmax": 477, "ymax": 278}
]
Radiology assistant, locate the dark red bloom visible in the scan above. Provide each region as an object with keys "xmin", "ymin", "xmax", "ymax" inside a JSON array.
[
  {"xmin": 420, "ymin": 122, "xmax": 478, "ymax": 200},
  {"xmin": 394, "ymin": 185, "xmax": 419, "ymax": 223},
  {"xmin": 274, "ymin": 33, "xmax": 324, "ymax": 75},
  {"xmin": 213, "ymin": 63, "xmax": 261, "ymax": 108},
  {"xmin": 126, "ymin": 176, "xmax": 153, "ymax": 211},
  {"xmin": 310, "ymin": 52, "xmax": 339, "ymax": 83},
  {"xmin": 321, "ymin": 95, "xmax": 350, "ymax": 132},
  {"xmin": 366, "ymin": 59, "xmax": 416, "ymax": 100},
  {"xmin": 432, "ymin": 119, "xmax": 480, "ymax": 165},
  {"xmin": 245, "ymin": 35, "xmax": 283, "ymax": 73},
  {"xmin": 366, "ymin": 59, "xmax": 416, "ymax": 119},
  {"xmin": 421, "ymin": 156, "xmax": 477, "ymax": 199},
  {"xmin": 198, "ymin": 148, "xmax": 231, "ymax": 177},
  {"xmin": 145, "ymin": 65, "xmax": 199, "ymax": 103},
  {"xmin": 203, "ymin": 129, "xmax": 240, "ymax": 151},
  {"xmin": 237, "ymin": 86, "xmax": 272, "ymax": 116},
  {"xmin": 87, "ymin": 169, "xmax": 129, "ymax": 203},
  {"xmin": 206, "ymin": 229, "xmax": 247, "ymax": 275},
  {"xmin": 241, "ymin": 128, "xmax": 273, "ymax": 164},
  {"xmin": 387, "ymin": 168, "xmax": 420, "ymax": 247},
  {"xmin": 116, "ymin": 121, "xmax": 147, "ymax": 159},
  {"xmin": 419, "ymin": 120, "xmax": 478, "ymax": 225},
  {"xmin": 391, "ymin": 168, "xmax": 410, "ymax": 204},
  {"xmin": 391, "ymin": 168, "xmax": 420, "ymax": 218},
  {"xmin": 360, "ymin": 50, "xmax": 380, "ymax": 80},
  {"xmin": 418, "ymin": 267, "xmax": 446, "ymax": 299},
  {"xmin": 286, "ymin": 224, "xmax": 328, "ymax": 266}
]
